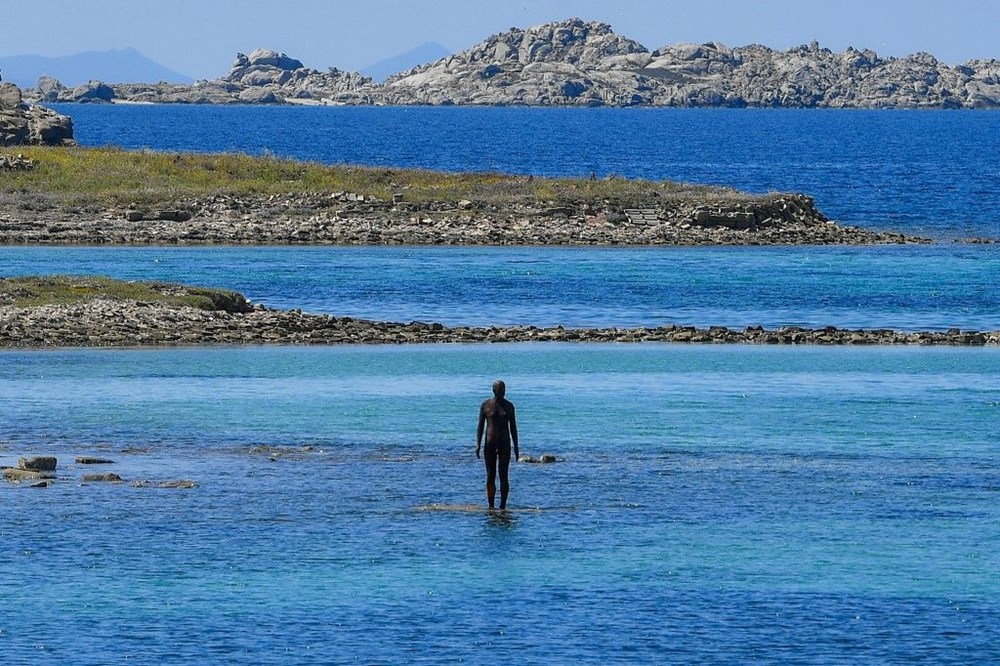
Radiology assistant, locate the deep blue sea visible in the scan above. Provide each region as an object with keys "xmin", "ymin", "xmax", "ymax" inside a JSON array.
[{"xmin": 3, "ymin": 106, "xmax": 1000, "ymax": 663}]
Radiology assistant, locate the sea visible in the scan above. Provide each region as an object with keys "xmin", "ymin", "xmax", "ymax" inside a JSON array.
[{"xmin": 2, "ymin": 106, "xmax": 1000, "ymax": 664}]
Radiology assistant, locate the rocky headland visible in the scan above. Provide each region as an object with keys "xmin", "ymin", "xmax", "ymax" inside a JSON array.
[
  {"xmin": 0, "ymin": 80, "xmax": 75, "ymax": 146},
  {"xmin": 23, "ymin": 19, "xmax": 1000, "ymax": 108},
  {"xmin": 1, "ymin": 277, "xmax": 996, "ymax": 349}
]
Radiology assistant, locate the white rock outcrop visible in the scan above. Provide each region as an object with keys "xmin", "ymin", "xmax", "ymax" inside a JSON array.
[{"xmin": 20, "ymin": 18, "xmax": 1000, "ymax": 108}]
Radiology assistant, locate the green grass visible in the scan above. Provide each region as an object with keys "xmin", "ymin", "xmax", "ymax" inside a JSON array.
[
  {"xmin": 0, "ymin": 276, "xmax": 248, "ymax": 311},
  {"xmin": 0, "ymin": 146, "xmax": 751, "ymax": 208}
]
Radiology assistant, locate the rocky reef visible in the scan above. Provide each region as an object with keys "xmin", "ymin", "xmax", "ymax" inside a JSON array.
[
  {"xmin": 0, "ymin": 278, "xmax": 996, "ymax": 348},
  {"xmin": 23, "ymin": 19, "xmax": 1000, "ymax": 108},
  {"xmin": 0, "ymin": 81, "xmax": 74, "ymax": 146}
]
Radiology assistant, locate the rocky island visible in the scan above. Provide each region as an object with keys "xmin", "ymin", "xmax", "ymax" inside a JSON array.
[
  {"xmin": 1, "ymin": 276, "xmax": 997, "ymax": 348},
  {"xmin": 23, "ymin": 18, "xmax": 1000, "ymax": 108},
  {"xmin": 0, "ymin": 146, "xmax": 924, "ymax": 246}
]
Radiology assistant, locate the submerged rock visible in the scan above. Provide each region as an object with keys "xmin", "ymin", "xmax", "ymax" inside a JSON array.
[
  {"xmin": 82, "ymin": 472, "xmax": 124, "ymax": 483},
  {"xmin": 130, "ymin": 479, "xmax": 198, "ymax": 489},
  {"xmin": 246, "ymin": 444, "xmax": 318, "ymax": 459},
  {"xmin": 3, "ymin": 467, "xmax": 56, "ymax": 482},
  {"xmin": 520, "ymin": 453, "xmax": 559, "ymax": 464},
  {"xmin": 76, "ymin": 456, "xmax": 116, "ymax": 465}
]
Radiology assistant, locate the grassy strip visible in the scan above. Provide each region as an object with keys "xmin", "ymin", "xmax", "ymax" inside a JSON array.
[
  {"xmin": 0, "ymin": 276, "xmax": 248, "ymax": 311},
  {"xmin": 1, "ymin": 146, "xmax": 746, "ymax": 208}
]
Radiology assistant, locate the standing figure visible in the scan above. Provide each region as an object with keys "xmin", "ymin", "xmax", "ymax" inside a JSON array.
[{"xmin": 476, "ymin": 379, "xmax": 519, "ymax": 510}]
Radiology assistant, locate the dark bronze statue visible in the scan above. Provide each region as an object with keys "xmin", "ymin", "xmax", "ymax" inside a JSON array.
[{"xmin": 476, "ymin": 379, "xmax": 519, "ymax": 510}]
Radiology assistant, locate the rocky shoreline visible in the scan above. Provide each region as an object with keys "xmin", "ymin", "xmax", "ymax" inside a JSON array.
[
  {"xmin": 0, "ymin": 191, "xmax": 925, "ymax": 246},
  {"xmin": 1, "ymin": 297, "xmax": 997, "ymax": 349}
]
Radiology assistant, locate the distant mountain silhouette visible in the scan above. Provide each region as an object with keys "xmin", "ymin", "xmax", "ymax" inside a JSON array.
[
  {"xmin": 361, "ymin": 42, "xmax": 450, "ymax": 82},
  {"xmin": 0, "ymin": 48, "xmax": 193, "ymax": 88}
]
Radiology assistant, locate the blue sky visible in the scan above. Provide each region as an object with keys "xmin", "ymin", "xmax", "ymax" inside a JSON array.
[{"xmin": 3, "ymin": 0, "xmax": 997, "ymax": 79}]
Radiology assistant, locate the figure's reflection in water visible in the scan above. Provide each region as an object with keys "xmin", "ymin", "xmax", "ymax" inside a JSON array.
[{"xmin": 484, "ymin": 508, "xmax": 516, "ymax": 529}]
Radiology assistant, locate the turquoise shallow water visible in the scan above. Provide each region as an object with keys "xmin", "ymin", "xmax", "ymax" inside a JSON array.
[
  {"xmin": 2, "ymin": 244, "xmax": 999, "ymax": 331},
  {"xmin": 3, "ymin": 344, "xmax": 1000, "ymax": 663}
]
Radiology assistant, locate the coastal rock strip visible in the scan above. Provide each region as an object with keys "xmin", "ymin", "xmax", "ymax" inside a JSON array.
[
  {"xmin": 0, "ymin": 300, "xmax": 997, "ymax": 348},
  {"xmin": 0, "ymin": 193, "xmax": 924, "ymax": 246}
]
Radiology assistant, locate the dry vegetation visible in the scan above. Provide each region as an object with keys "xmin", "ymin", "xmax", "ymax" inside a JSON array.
[
  {"xmin": 0, "ymin": 276, "xmax": 247, "ymax": 311},
  {"xmin": 1, "ymin": 146, "xmax": 751, "ymax": 209}
]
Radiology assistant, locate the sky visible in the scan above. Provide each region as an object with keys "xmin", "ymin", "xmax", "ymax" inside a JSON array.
[{"xmin": 3, "ymin": 0, "xmax": 998, "ymax": 79}]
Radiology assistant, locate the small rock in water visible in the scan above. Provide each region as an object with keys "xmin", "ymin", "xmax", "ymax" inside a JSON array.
[
  {"xmin": 518, "ymin": 453, "xmax": 558, "ymax": 464},
  {"xmin": 76, "ymin": 457, "xmax": 115, "ymax": 465},
  {"xmin": 130, "ymin": 479, "xmax": 198, "ymax": 489},
  {"xmin": 3, "ymin": 467, "xmax": 55, "ymax": 482},
  {"xmin": 82, "ymin": 473, "xmax": 124, "ymax": 483},
  {"xmin": 19, "ymin": 456, "xmax": 57, "ymax": 472}
]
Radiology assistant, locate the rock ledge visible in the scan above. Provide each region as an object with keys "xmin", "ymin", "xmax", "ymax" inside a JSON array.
[
  {"xmin": 1, "ymin": 297, "xmax": 996, "ymax": 348},
  {"xmin": 0, "ymin": 190, "xmax": 926, "ymax": 246}
]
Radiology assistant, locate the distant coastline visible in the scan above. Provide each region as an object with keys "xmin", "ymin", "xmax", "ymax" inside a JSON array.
[{"xmin": 21, "ymin": 18, "xmax": 1000, "ymax": 109}]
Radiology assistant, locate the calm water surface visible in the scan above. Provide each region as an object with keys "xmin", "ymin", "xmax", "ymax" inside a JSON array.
[
  {"xmin": 3, "ymin": 344, "xmax": 1000, "ymax": 663},
  {"xmin": 2, "ymin": 244, "xmax": 999, "ymax": 331}
]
